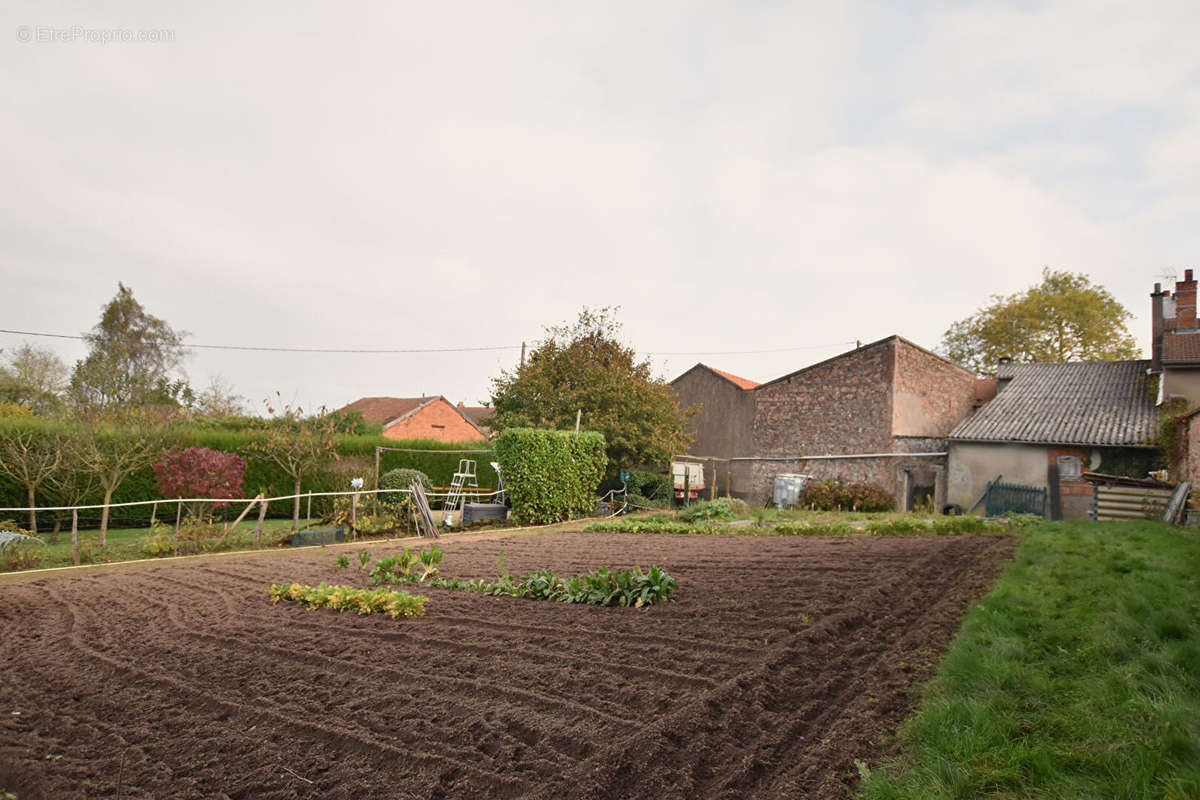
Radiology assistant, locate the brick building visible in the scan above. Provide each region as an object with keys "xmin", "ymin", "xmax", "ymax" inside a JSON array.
[
  {"xmin": 672, "ymin": 336, "xmax": 978, "ymax": 508},
  {"xmin": 946, "ymin": 361, "xmax": 1157, "ymax": 519},
  {"xmin": 338, "ymin": 396, "xmax": 489, "ymax": 443}
]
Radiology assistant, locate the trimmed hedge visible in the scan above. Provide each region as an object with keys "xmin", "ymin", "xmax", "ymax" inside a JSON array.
[
  {"xmin": 494, "ymin": 428, "xmax": 607, "ymax": 525},
  {"xmin": 0, "ymin": 418, "xmax": 493, "ymax": 528}
]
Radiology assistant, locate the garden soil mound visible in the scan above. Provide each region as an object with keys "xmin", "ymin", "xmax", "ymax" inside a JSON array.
[{"xmin": 0, "ymin": 531, "xmax": 1014, "ymax": 799}]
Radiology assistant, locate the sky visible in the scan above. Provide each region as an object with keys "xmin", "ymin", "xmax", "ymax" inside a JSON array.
[{"xmin": 2, "ymin": 0, "xmax": 1197, "ymax": 412}]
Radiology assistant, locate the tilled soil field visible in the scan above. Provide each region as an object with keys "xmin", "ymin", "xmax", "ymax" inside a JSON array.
[{"xmin": 0, "ymin": 531, "xmax": 1014, "ymax": 799}]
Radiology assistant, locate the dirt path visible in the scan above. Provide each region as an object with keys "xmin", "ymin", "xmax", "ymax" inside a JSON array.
[{"xmin": 0, "ymin": 531, "xmax": 1015, "ymax": 799}]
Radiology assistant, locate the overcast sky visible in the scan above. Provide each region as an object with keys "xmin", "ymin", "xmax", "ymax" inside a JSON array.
[{"xmin": 2, "ymin": 1, "xmax": 1196, "ymax": 412}]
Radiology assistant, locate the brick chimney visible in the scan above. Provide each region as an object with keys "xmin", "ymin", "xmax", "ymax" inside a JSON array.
[{"xmin": 1176, "ymin": 269, "xmax": 1196, "ymax": 329}]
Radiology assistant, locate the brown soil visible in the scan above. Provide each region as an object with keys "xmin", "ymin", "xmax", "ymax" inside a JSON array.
[{"xmin": 0, "ymin": 531, "xmax": 1015, "ymax": 799}]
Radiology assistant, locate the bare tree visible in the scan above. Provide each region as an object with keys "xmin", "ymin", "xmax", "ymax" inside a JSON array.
[
  {"xmin": 247, "ymin": 401, "xmax": 338, "ymax": 530},
  {"xmin": 43, "ymin": 425, "xmax": 101, "ymax": 560},
  {"xmin": 0, "ymin": 422, "xmax": 64, "ymax": 532},
  {"xmin": 76, "ymin": 414, "xmax": 173, "ymax": 545}
]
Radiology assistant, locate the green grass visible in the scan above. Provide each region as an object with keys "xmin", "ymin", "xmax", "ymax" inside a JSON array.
[
  {"xmin": 3, "ymin": 518, "xmax": 301, "ymax": 571},
  {"xmin": 860, "ymin": 520, "xmax": 1200, "ymax": 799}
]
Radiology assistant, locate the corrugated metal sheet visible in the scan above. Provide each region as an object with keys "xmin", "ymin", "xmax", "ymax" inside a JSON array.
[{"xmin": 949, "ymin": 360, "xmax": 1156, "ymax": 447}]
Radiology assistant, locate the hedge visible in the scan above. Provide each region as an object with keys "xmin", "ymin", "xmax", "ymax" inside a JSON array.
[
  {"xmin": 0, "ymin": 418, "xmax": 493, "ymax": 529},
  {"xmin": 494, "ymin": 428, "xmax": 607, "ymax": 525}
]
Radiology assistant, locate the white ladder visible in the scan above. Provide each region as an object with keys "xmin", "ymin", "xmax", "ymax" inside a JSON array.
[{"xmin": 442, "ymin": 459, "xmax": 478, "ymax": 523}]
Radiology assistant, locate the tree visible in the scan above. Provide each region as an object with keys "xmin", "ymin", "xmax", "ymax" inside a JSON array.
[
  {"xmin": 0, "ymin": 420, "xmax": 64, "ymax": 533},
  {"xmin": 246, "ymin": 401, "xmax": 339, "ymax": 530},
  {"xmin": 489, "ymin": 308, "xmax": 691, "ymax": 470},
  {"xmin": 0, "ymin": 343, "xmax": 68, "ymax": 415},
  {"xmin": 941, "ymin": 268, "xmax": 1141, "ymax": 374},
  {"xmin": 193, "ymin": 375, "xmax": 248, "ymax": 418},
  {"xmin": 42, "ymin": 425, "xmax": 101, "ymax": 555},
  {"xmin": 76, "ymin": 413, "xmax": 174, "ymax": 546},
  {"xmin": 69, "ymin": 283, "xmax": 192, "ymax": 414}
]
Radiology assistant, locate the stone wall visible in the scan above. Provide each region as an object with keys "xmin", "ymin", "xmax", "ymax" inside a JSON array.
[
  {"xmin": 752, "ymin": 339, "xmax": 895, "ymax": 456},
  {"xmin": 892, "ymin": 339, "xmax": 978, "ymax": 437}
]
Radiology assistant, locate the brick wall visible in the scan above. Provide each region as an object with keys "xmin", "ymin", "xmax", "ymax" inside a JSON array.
[
  {"xmin": 753, "ymin": 339, "xmax": 895, "ymax": 456},
  {"xmin": 892, "ymin": 340, "xmax": 978, "ymax": 437},
  {"xmin": 383, "ymin": 398, "xmax": 487, "ymax": 442},
  {"xmin": 733, "ymin": 454, "xmax": 947, "ymax": 509}
]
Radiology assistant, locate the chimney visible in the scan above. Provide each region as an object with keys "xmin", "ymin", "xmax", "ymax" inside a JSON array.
[
  {"xmin": 1152, "ymin": 281, "xmax": 1166, "ymax": 370},
  {"xmin": 1176, "ymin": 269, "xmax": 1196, "ymax": 330}
]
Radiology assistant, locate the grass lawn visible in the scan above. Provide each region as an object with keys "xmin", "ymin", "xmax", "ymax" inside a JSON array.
[
  {"xmin": 860, "ymin": 520, "xmax": 1200, "ymax": 799},
  {"xmin": 3, "ymin": 517, "xmax": 302, "ymax": 571}
]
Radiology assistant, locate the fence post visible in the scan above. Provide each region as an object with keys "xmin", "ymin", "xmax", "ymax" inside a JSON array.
[
  {"xmin": 71, "ymin": 509, "xmax": 79, "ymax": 566},
  {"xmin": 350, "ymin": 492, "xmax": 358, "ymax": 540},
  {"xmin": 173, "ymin": 501, "xmax": 182, "ymax": 556},
  {"xmin": 255, "ymin": 497, "xmax": 268, "ymax": 547},
  {"xmin": 306, "ymin": 491, "xmax": 312, "ymax": 530},
  {"xmin": 149, "ymin": 501, "xmax": 158, "ymax": 528}
]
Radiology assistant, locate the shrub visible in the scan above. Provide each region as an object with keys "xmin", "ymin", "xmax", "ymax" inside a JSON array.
[
  {"xmin": 494, "ymin": 429, "xmax": 607, "ymax": 524},
  {"xmin": 800, "ymin": 478, "xmax": 895, "ymax": 512},
  {"xmin": 378, "ymin": 468, "xmax": 433, "ymax": 509},
  {"xmin": 153, "ymin": 446, "xmax": 246, "ymax": 505},
  {"xmin": 679, "ymin": 497, "xmax": 749, "ymax": 522},
  {"xmin": 627, "ymin": 469, "xmax": 673, "ymax": 502}
]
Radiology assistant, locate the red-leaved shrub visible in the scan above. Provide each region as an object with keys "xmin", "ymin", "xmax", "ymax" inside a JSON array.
[{"xmin": 153, "ymin": 447, "xmax": 246, "ymax": 507}]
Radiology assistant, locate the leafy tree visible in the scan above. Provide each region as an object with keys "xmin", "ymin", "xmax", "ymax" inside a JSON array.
[
  {"xmin": 489, "ymin": 308, "xmax": 691, "ymax": 470},
  {"xmin": 76, "ymin": 413, "xmax": 174, "ymax": 546},
  {"xmin": 246, "ymin": 401, "xmax": 339, "ymax": 529},
  {"xmin": 0, "ymin": 343, "xmax": 68, "ymax": 415},
  {"xmin": 152, "ymin": 447, "xmax": 246, "ymax": 521},
  {"xmin": 941, "ymin": 268, "xmax": 1141, "ymax": 374},
  {"xmin": 0, "ymin": 420, "xmax": 65, "ymax": 533},
  {"xmin": 69, "ymin": 283, "xmax": 193, "ymax": 414}
]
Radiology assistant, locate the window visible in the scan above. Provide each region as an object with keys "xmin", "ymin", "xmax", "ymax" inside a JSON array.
[{"xmin": 1057, "ymin": 455, "xmax": 1082, "ymax": 480}]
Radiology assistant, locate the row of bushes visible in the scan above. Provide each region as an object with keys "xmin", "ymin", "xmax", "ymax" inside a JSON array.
[{"xmin": 0, "ymin": 417, "xmax": 493, "ymax": 527}]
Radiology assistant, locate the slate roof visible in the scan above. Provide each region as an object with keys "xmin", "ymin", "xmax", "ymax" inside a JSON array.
[
  {"xmin": 949, "ymin": 360, "xmax": 1156, "ymax": 447},
  {"xmin": 339, "ymin": 396, "xmax": 437, "ymax": 426},
  {"xmin": 1162, "ymin": 331, "xmax": 1200, "ymax": 363}
]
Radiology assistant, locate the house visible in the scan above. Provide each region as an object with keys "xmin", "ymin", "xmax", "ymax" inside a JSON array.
[
  {"xmin": 338, "ymin": 396, "xmax": 489, "ymax": 443},
  {"xmin": 1151, "ymin": 269, "xmax": 1200, "ymax": 407},
  {"xmin": 672, "ymin": 336, "xmax": 978, "ymax": 509},
  {"xmin": 457, "ymin": 402, "xmax": 495, "ymax": 431},
  {"xmin": 946, "ymin": 360, "xmax": 1158, "ymax": 519}
]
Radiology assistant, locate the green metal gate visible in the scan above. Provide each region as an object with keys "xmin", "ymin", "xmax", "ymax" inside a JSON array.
[{"xmin": 985, "ymin": 481, "xmax": 1047, "ymax": 517}]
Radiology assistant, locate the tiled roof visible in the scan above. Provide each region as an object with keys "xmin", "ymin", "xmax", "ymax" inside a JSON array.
[
  {"xmin": 1162, "ymin": 331, "xmax": 1200, "ymax": 363},
  {"xmin": 949, "ymin": 360, "xmax": 1156, "ymax": 447},
  {"xmin": 339, "ymin": 396, "xmax": 436, "ymax": 426},
  {"xmin": 703, "ymin": 365, "xmax": 760, "ymax": 390},
  {"xmin": 459, "ymin": 405, "xmax": 495, "ymax": 425}
]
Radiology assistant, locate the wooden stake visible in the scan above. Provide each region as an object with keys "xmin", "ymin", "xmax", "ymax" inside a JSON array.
[
  {"xmin": 71, "ymin": 509, "xmax": 79, "ymax": 566},
  {"xmin": 350, "ymin": 493, "xmax": 358, "ymax": 540},
  {"xmin": 574, "ymin": 409, "xmax": 582, "ymax": 433},
  {"xmin": 149, "ymin": 501, "xmax": 157, "ymax": 527},
  {"xmin": 173, "ymin": 501, "xmax": 182, "ymax": 555},
  {"xmin": 254, "ymin": 497, "xmax": 268, "ymax": 547},
  {"xmin": 306, "ymin": 491, "xmax": 312, "ymax": 530}
]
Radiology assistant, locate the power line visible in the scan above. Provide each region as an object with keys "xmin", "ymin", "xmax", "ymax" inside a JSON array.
[
  {"xmin": 0, "ymin": 328, "xmax": 858, "ymax": 358},
  {"xmin": 648, "ymin": 342, "xmax": 856, "ymax": 356},
  {"xmin": 0, "ymin": 329, "xmax": 521, "ymax": 355}
]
